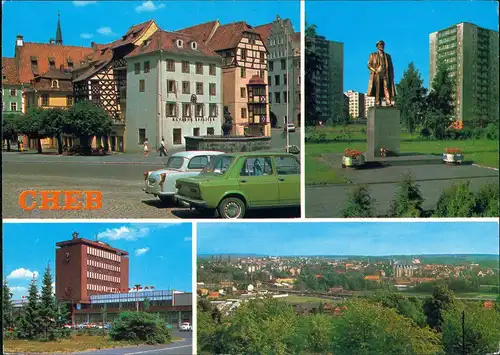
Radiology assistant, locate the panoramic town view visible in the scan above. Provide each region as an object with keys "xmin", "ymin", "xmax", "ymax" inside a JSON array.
[
  {"xmin": 304, "ymin": 1, "xmax": 499, "ymax": 218},
  {"xmin": 2, "ymin": 222, "xmax": 193, "ymax": 354},
  {"xmin": 197, "ymin": 222, "xmax": 500, "ymax": 354},
  {"xmin": 2, "ymin": 0, "xmax": 301, "ymax": 219}
]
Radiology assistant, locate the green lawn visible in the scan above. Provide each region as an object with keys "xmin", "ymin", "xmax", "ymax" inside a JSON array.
[
  {"xmin": 284, "ymin": 295, "xmax": 341, "ymax": 305},
  {"xmin": 306, "ymin": 125, "xmax": 499, "ymax": 185},
  {"xmin": 3, "ymin": 334, "xmax": 181, "ymax": 354}
]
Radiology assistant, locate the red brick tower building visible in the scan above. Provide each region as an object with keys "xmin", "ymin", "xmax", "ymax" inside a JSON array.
[{"xmin": 55, "ymin": 232, "xmax": 129, "ymax": 305}]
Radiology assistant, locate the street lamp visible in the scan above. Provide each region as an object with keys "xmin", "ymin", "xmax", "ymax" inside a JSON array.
[{"xmin": 131, "ymin": 284, "xmax": 154, "ymax": 312}]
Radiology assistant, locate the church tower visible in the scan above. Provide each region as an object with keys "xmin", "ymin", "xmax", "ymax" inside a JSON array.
[{"xmin": 55, "ymin": 12, "xmax": 63, "ymax": 45}]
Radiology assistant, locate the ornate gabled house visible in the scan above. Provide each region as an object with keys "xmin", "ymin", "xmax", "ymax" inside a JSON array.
[
  {"xmin": 179, "ymin": 20, "xmax": 270, "ymax": 136},
  {"xmin": 72, "ymin": 20, "xmax": 159, "ymax": 152}
]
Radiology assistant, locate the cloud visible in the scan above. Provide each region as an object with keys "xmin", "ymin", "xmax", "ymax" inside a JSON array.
[
  {"xmin": 9, "ymin": 286, "xmax": 27, "ymax": 293},
  {"xmin": 51, "ymin": 282, "xmax": 56, "ymax": 294},
  {"xmin": 97, "ymin": 27, "xmax": 116, "ymax": 36},
  {"xmin": 97, "ymin": 226, "xmax": 149, "ymax": 241},
  {"xmin": 7, "ymin": 268, "xmax": 39, "ymax": 280},
  {"xmin": 135, "ymin": 247, "xmax": 150, "ymax": 256},
  {"xmin": 73, "ymin": 1, "xmax": 96, "ymax": 6},
  {"xmin": 80, "ymin": 33, "xmax": 93, "ymax": 39},
  {"xmin": 135, "ymin": 1, "xmax": 165, "ymax": 13}
]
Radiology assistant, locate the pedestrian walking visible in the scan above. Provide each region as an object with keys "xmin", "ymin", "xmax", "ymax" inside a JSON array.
[
  {"xmin": 159, "ymin": 137, "xmax": 167, "ymax": 157},
  {"xmin": 143, "ymin": 138, "xmax": 149, "ymax": 158}
]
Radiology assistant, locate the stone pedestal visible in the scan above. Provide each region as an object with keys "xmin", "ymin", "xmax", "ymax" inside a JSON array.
[{"xmin": 366, "ymin": 106, "xmax": 400, "ymax": 160}]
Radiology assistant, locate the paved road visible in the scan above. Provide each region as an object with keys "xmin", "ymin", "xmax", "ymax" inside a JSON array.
[
  {"xmin": 306, "ymin": 161, "xmax": 498, "ymax": 217},
  {"xmin": 2, "ymin": 130, "xmax": 301, "ymax": 219}
]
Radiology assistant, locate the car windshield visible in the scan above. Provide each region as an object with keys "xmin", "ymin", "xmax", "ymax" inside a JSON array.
[
  {"xmin": 165, "ymin": 156, "xmax": 185, "ymax": 170},
  {"xmin": 201, "ymin": 155, "xmax": 234, "ymax": 175}
]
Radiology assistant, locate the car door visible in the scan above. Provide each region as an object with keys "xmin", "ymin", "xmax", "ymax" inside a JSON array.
[
  {"xmin": 238, "ymin": 156, "xmax": 279, "ymax": 207},
  {"xmin": 274, "ymin": 155, "xmax": 300, "ymax": 206}
]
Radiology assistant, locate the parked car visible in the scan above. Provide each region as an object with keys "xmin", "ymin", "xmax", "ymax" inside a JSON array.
[
  {"xmin": 175, "ymin": 152, "xmax": 300, "ymax": 218},
  {"xmin": 286, "ymin": 123, "xmax": 296, "ymax": 133},
  {"xmin": 143, "ymin": 151, "xmax": 224, "ymax": 204},
  {"xmin": 180, "ymin": 322, "xmax": 192, "ymax": 331}
]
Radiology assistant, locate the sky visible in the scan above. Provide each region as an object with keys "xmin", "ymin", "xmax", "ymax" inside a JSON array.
[
  {"xmin": 198, "ymin": 222, "xmax": 499, "ymax": 256},
  {"xmin": 1, "ymin": 0, "xmax": 300, "ymax": 58},
  {"xmin": 307, "ymin": 1, "xmax": 499, "ymax": 92},
  {"xmin": 3, "ymin": 222, "xmax": 192, "ymax": 300}
]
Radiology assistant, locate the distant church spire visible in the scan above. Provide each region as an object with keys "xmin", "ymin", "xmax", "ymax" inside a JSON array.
[{"xmin": 55, "ymin": 11, "xmax": 63, "ymax": 45}]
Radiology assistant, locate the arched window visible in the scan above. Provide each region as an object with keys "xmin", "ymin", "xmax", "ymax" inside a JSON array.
[{"xmin": 51, "ymin": 79, "xmax": 59, "ymax": 88}]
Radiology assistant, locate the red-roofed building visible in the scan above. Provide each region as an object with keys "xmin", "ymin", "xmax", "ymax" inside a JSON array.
[
  {"xmin": 2, "ymin": 57, "xmax": 23, "ymax": 115},
  {"xmin": 179, "ymin": 20, "xmax": 271, "ymax": 136}
]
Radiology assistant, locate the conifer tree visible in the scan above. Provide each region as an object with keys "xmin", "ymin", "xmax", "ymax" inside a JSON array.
[
  {"xmin": 2, "ymin": 280, "xmax": 14, "ymax": 330},
  {"xmin": 395, "ymin": 62, "xmax": 427, "ymax": 133},
  {"xmin": 39, "ymin": 264, "xmax": 57, "ymax": 339},
  {"xmin": 18, "ymin": 277, "xmax": 40, "ymax": 339}
]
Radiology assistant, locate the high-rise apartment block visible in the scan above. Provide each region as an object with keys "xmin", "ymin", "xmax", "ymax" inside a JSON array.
[
  {"xmin": 309, "ymin": 35, "xmax": 344, "ymax": 123},
  {"xmin": 344, "ymin": 90, "xmax": 365, "ymax": 119},
  {"xmin": 429, "ymin": 22, "xmax": 499, "ymax": 124},
  {"xmin": 364, "ymin": 96, "xmax": 375, "ymax": 118}
]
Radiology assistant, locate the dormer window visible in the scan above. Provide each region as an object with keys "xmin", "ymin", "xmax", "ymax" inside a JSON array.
[
  {"xmin": 30, "ymin": 56, "xmax": 38, "ymax": 73},
  {"xmin": 51, "ymin": 80, "xmax": 59, "ymax": 88},
  {"xmin": 176, "ymin": 39, "xmax": 184, "ymax": 48},
  {"xmin": 49, "ymin": 57, "xmax": 56, "ymax": 69},
  {"xmin": 191, "ymin": 41, "xmax": 198, "ymax": 50},
  {"xmin": 67, "ymin": 58, "xmax": 73, "ymax": 68}
]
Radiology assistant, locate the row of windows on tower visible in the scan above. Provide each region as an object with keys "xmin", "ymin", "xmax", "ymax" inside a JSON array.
[
  {"xmin": 87, "ymin": 271, "xmax": 121, "ymax": 284},
  {"xmin": 86, "ymin": 246, "xmax": 122, "ymax": 262},
  {"xmin": 86, "ymin": 258, "xmax": 121, "ymax": 272}
]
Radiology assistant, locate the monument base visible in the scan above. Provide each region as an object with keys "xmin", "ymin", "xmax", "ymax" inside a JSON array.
[{"xmin": 366, "ymin": 106, "xmax": 400, "ymax": 161}]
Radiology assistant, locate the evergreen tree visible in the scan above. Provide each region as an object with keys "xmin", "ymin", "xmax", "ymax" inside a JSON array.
[
  {"xmin": 18, "ymin": 277, "xmax": 41, "ymax": 339},
  {"xmin": 2, "ymin": 280, "xmax": 14, "ymax": 330},
  {"xmin": 55, "ymin": 302, "xmax": 71, "ymax": 327},
  {"xmin": 143, "ymin": 297, "xmax": 151, "ymax": 312},
  {"xmin": 425, "ymin": 60, "xmax": 455, "ymax": 139},
  {"xmin": 389, "ymin": 174, "xmax": 424, "ymax": 217},
  {"xmin": 305, "ymin": 23, "xmax": 324, "ymax": 126},
  {"xmin": 39, "ymin": 264, "xmax": 57, "ymax": 339},
  {"xmin": 341, "ymin": 185, "xmax": 376, "ymax": 218},
  {"xmin": 423, "ymin": 284, "xmax": 457, "ymax": 332},
  {"xmin": 395, "ymin": 62, "xmax": 427, "ymax": 133}
]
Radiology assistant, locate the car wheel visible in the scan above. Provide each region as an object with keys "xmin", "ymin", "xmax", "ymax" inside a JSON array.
[
  {"xmin": 159, "ymin": 195, "xmax": 173, "ymax": 204},
  {"xmin": 218, "ymin": 197, "xmax": 246, "ymax": 219}
]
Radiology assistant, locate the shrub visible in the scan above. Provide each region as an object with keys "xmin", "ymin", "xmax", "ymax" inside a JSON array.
[
  {"xmin": 433, "ymin": 181, "xmax": 477, "ymax": 217},
  {"xmin": 109, "ymin": 311, "xmax": 171, "ymax": 345},
  {"xmin": 47, "ymin": 328, "xmax": 72, "ymax": 341},
  {"xmin": 420, "ymin": 127, "xmax": 431, "ymax": 139},
  {"xmin": 485, "ymin": 123, "xmax": 498, "ymax": 140},
  {"xmin": 475, "ymin": 183, "xmax": 499, "ymax": 217},
  {"xmin": 389, "ymin": 174, "xmax": 424, "ymax": 217},
  {"xmin": 341, "ymin": 185, "xmax": 376, "ymax": 218},
  {"xmin": 305, "ymin": 130, "xmax": 327, "ymax": 143}
]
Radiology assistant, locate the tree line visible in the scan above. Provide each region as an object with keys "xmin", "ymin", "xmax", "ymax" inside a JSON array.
[
  {"xmin": 2, "ymin": 101, "xmax": 112, "ymax": 154},
  {"xmin": 198, "ymin": 285, "xmax": 500, "ymax": 354},
  {"xmin": 342, "ymin": 174, "xmax": 498, "ymax": 217}
]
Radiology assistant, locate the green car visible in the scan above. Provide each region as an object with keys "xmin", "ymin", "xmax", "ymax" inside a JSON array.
[{"xmin": 174, "ymin": 152, "xmax": 300, "ymax": 218}]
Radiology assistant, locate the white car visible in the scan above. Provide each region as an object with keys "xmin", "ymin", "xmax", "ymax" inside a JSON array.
[
  {"xmin": 180, "ymin": 322, "xmax": 192, "ymax": 331},
  {"xmin": 143, "ymin": 151, "xmax": 224, "ymax": 204},
  {"xmin": 286, "ymin": 123, "xmax": 296, "ymax": 132}
]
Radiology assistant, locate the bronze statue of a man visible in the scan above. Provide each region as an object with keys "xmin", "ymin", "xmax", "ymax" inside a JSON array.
[{"xmin": 367, "ymin": 40, "xmax": 396, "ymax": 106}]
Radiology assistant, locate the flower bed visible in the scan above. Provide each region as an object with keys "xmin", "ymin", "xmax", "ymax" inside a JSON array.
[
  {"xmin": 342, "ymin": 149, "xmax": 365, "ymax": 168},
  {"xmin": 443, "ymin": 148, "xmax": 463, "ymax": 164}
]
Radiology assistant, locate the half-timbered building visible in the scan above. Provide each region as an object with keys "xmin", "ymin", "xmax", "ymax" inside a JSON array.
[
  {"xmin": 72, "ymin": 20, "xmax": 159, "ymax": 152},
  {"xmin": 179, "ymin": 21, "xmax": 270, "ymax": 136}
]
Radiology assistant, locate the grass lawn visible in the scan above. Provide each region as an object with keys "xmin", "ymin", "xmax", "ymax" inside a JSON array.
[
  {"xmin": 4, "ymin": 334, "xmax": 182, "ymax": 354},
  {"xmin": 306, "ymin": 125, "xmax": 499, "ymax": 185},
  {"xmin": 284, "ymin": 295, "xmax": 341, "ymax": 305}
]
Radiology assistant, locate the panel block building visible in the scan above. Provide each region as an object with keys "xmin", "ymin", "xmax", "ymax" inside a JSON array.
[{"xmin": 429, "ymin": 22, "xmax": 499, "ymax": 125}]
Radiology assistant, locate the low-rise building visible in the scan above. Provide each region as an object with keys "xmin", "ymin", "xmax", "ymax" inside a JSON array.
[{"xmin": 2, "ymin": 58, "xmax": 23, "ymax": 114}]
